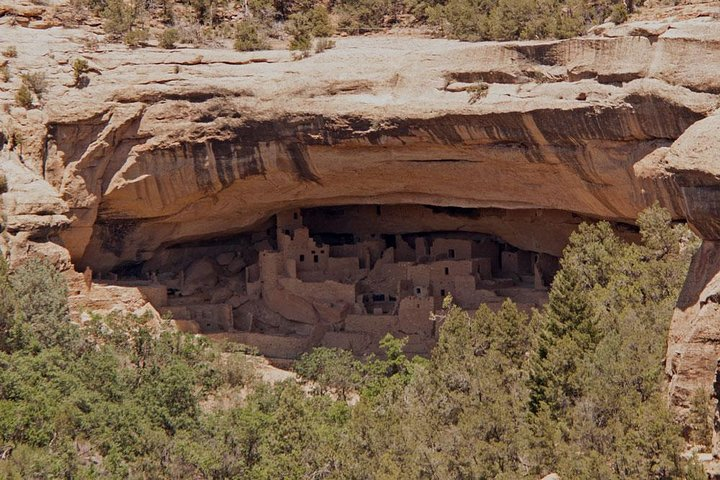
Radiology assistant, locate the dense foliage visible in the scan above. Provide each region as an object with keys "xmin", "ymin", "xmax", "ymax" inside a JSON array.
[
  {"xmin": 0, "ymin": 205, "xmax": 709, "ymax": 479},
  {"xmin": 424, "ymin": 0, "xmax": 628, "ymax": 41},
  {"xmin": 71, "ymin": 0, "xmax": 638, "ymax": 49}
]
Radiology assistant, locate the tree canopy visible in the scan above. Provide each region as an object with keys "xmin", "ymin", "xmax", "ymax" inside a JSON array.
[{"xmin": 0, "ymin": 204, "xmax": 708, "ymax": 479}]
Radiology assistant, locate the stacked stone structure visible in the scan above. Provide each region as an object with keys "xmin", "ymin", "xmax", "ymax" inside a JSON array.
[{"xmin": 131, "ymin": 207, "xmax": 557, "ymax": 357}]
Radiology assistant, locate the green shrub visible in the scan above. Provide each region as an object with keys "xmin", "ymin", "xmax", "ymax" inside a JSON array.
[
  {"xmin": 234, "ymin": 20, "xmax": 269, "ymax": 51},
  {"xmin": 687, "ymin": 388, "xmax": 713, "ymax": 449},
  {"xmin": 402, "ymin": 0, "xmax": 439, "ymax": 21},
  {"xmin": 158, "ymin": 28, "xmax": 180, "ymax": 49},
  {"xmin": 467, "ymin": 81, "xmax": 488, "ymax": 103},
  {"xmin": 15, "ymin": 84, "xmax": 33, "ymax": 108},
  {"xmin": 609, "ymin": 1, "xmax": 628, "ymax": 23},
  {"xmin": 20, "ymin": 71, "xmax": 47, "ymax": 99},
  {"xmin": 0, "ymin": 173, "xmax": 7, "ymax": 194},
  {"xmin": 273, "ymin": 0, "xmax": 315, "ymax": 18},
  {"xmin": 427, "ymin": 0, "xmax": 485, "ymax": 40},
  {"xmin": 286, "ymin": 11, "xmax": 314, "ymax": 53},
  {"xmin": 158, "ymin": 0, "xmax": 175, "ymax": 23},
  {"xmin": 336, "ymin": 0, "xmax": 392, "ymax": 33},
  {"xmin": 427, "ymin": 0, "xmax": 604, "ymax": 41},
  {"xmin": 5, "ymin": 258, "xmax": 74, "ymax": 352},
  {"xmin": 102, "ymin": 0, "xmax": 136, "ymax": 38},
  {"xmin": 686, "ymin": 456, "xmax": 709, "ymax": 480},
  {"xmin": 216, "ymin": 352, "xmax": 258, "ymax": 388},
  {"xmin": 0, "ymin": 64, "xmax": 8, "ymax": 83},
  {"xmin": 306, "ymin": 5, "xmax": 334, "ymax": 37},
  {"xmin": 8, "ymin": 131, "xmax": 23, "ymax": 151},
  {"xmin": 72, "ymin": 58, "xmax": 89, "ymax": 87},
  {"xmin": 249, "ymin": 0, "xmax": 277, "ymax": 25},
  {"xmin": 124, "ymin": 28, "xmax": 149, "ymax": 47},
  {"xmin": 189, "ymin": 0, "xmax": 222, "ymax": 25},
  {"xmin": 289, "ymin": 33, "xmax": 312, "ymax": 53},
  {"xmin": 137, "ymin": 360, "xmax": 199, "ymax": 433},
  {"xmin": 314, "ymin": 37, "xmax": 336, "ymax": 53},
  {"xmin": 295, "ymin": 347, "xmax": 361, "ymax": 399},
  {"xmin": 2, "ymin": 45, "xmax": 17, "ymax": 58},
  {"xmin": 219, "ymin": 340, "xmax": 260, "ymax": 355},
  {"xmin": 73, "ymin": 0, "xmax": 107, "ymax": 13}
]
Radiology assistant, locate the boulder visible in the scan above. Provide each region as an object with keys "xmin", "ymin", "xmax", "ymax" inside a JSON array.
[
  {"xmin": 229, "ymin": 294, "xmax": 249, "ymax": 308},
  {"xmin": 216, "ymin": 252, "xmax": 235, "ymax": 266},
  {"xmin": 210, "ymin": 286, "xmax": 233, "ymax": 304},
  {"xmin": 225, "ymin": 277, "xmax": 245, "ymax": 294},
  {"xmin": 227, "ymin": 256, "xmax": 247, "ymax": 274},
  {"xmin": 182, "ymin": 258, "xmax": 218, "ymax": 296}
]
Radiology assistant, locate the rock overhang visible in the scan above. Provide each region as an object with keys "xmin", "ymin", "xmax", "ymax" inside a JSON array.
[{"xmin": 64, "ymin": 84, "xmax": 710, "ymax": 270}]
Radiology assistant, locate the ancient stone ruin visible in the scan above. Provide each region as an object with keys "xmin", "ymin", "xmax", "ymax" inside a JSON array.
[{"xmin": 110, "ymin": 205, "xmax": 557, "ymax": 358}]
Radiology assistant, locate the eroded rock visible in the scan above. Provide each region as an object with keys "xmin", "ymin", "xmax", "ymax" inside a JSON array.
[
  {"xmin": 182, "ymin": 258, "xmax": 218, "ymax": 296},
  {"xmin": 2, "ymin": 5, "xmax": 720, "ymax": 433}
]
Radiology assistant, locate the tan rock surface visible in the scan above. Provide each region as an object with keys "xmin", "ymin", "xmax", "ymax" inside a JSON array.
[
  {"xmin": 667, "ymin": 241, "xmax": 720, "ymax": 411},
  {"xmin": 645, "ymin": 114, "xmax": 720, "ymax": 420},
  {"xmin": 1, "ymin": 15, "xmax": 718, "ymax": 269},
  {"xmin": 65, "ymin": 273, "xmax": 165, "ymax": 325},
  {"xmin": 0, "ymin": 151, "xmax": 71, "ymax": 268},
  {"xmin": 656, "ymin": 114, "xmax": 720, "ymax": 239},
  {"xmin": 3, "ymin": 3, "xmax": 720, "ymax": 427}
]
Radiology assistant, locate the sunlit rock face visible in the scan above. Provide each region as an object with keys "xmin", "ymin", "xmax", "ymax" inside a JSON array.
[
  {"xmin": 50, "ymin": 84, "xmax": 711, "ymax": 271},
  {"xmin": 3, "ymin": 6, "xmax": 720, "ymax": 414}
]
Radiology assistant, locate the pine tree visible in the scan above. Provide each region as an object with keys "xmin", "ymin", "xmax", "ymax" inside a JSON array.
[
  {"xmin": 529, "ymin": 235, "xmax": 602, "ymax": 416},
  {"xmin": 0, "ymin": 256, "xmax": 14, "ymax": 352}
]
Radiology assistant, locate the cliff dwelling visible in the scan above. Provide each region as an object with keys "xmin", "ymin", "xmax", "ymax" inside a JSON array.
[
  {"xmin": 5, "ymin": 0, "xmax": 720, "ymax": 471},
  {"xmin": 100, "ymin": 204, "xmax": 569, "ymax": 358}
]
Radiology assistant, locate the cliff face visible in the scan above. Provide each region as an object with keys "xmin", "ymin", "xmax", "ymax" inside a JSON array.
[
  {"xmin": 60, "ymin": 92, "xmax": 708, "ymax": 271},
  {"xmin": 658, "ymin": 114, "xmax": 720, "ymax": 418},
  {"xmin": 8, "ymin": 28, "xmax": 720, "ymax": 269},
  {"xmin": 2, "ymin": 1, "xmax": 720, "ymax": 423}
]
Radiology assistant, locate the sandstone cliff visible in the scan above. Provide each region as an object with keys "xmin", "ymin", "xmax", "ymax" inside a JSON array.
[{"xmin": 2, "ymin": 0, "xmax": 720, "ymax": 431}]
